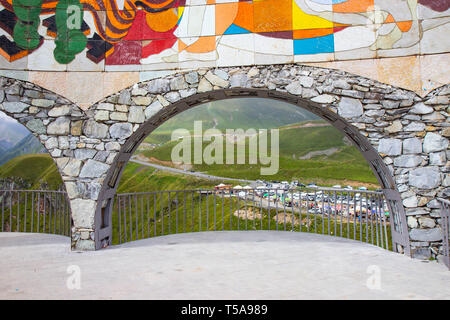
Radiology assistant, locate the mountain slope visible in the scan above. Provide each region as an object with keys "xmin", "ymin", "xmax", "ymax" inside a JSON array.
[
  {"xmin": 0, "ymin": 134, "xmax": 46, "ymax": 166},
  {"xmin": 140, "ymin": 120, "xmax": 379, "ymax": 186},
  {"xmin": 0, "ymin": 113, "xmax": 30, "ymax": 145},
  {"xmin": 0, "ymin": 154, "xmax": 62, "ymax": 189},
  {"xmin": 145, "ymin": 98, "xmax": 319, "ymax": 144}
]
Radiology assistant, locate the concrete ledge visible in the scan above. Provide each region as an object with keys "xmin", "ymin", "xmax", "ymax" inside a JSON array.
[{"xmin": 0, "ymin": 232, "xmax": 449, "ymax": 299}]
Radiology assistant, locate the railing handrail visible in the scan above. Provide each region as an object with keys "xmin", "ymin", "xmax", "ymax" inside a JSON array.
[
  {"xmin": 0, "ymin": 189, "xmax": 67, "ymax": 194},
  {"xmin": 117, "ymin": 188, "xmax": 385, "ymax": 197},
  {"xmin": 0, "ymin": 188, "xmax": 72, "ymax": 238}
]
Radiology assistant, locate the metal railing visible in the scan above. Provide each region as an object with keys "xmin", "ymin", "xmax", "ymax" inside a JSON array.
[
  {"xmin": 438, "ymin": 198, "xmax": 450, "ymax": 269},
  {"xmin": 0, "ymin": 189, "xmax": 71, "ymax": 237},
  {"xmin": 113, "ymin": 188, "xmax": 391, "ymax": 250}
]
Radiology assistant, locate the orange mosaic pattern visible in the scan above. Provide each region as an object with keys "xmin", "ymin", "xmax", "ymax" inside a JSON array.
[{"xmin": 0, "ymin": 0, "xmax": 448, "ymax": 68}]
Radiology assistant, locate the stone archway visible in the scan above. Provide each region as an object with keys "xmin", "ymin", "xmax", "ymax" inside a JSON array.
[
  {"xmin": 98, "ymin": 87, "xmax": 413, "ymax": 253},
  {"xmin": 83, "ymin": 64, "xmax": 448, "ymax": 258},
  {"xmin": 1, "ymin": 65, "xmax": 448, "ymax": 259}
]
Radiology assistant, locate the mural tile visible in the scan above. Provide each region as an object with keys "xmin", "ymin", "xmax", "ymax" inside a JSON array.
[
  {"xmin": 254, "ymin": 33, "xmax": 293, "ymax": 56},
  {"xmin": 255, "ymin": 52, "xmax": 294, "ymax": 65},
  {"xmin": 294, "ymin": 33, "xmax": 334, "ymax": 55},
  {"xmin": 253, "ymin": 0, "xmax": 293, "ymax": 33},
  {"xmin": 0, "ymin": 37, "xmax": 29, "ymax": 68},
  {"xmin": 217, "ymin": 33, "xmax": 254, "ymax": 67},
  {"xmin": 176, "ymin": 4, "xmax": 215, "ymax": 39},
  {"xmin": 420, "ymin": 20, "xmax": 450, "ymax": 54},
  {"xmin": 374, "ymin": 0, "xmax": 418, "ymax": 23},
  {"xmin": 179, "ymin": 59, "xmax": 216, "ymax": 71},
  {"xmin": 140, "ymin": 40, "xmax": 179, "ymax": 66},
  {"xmin": 334, "ymin": 25, "xmax": 376, "ymax": 54},
  {"xmin": 215, "ymin": 2, "xmax": 239, "ymax": 35},
  {"xmin": 420, "ymin": 53, "xmax": 450, "ymax": 96},
  {"xmin": 293, "ymin": 0, "xmax": 333, "ymax": 30},
  {"xmin": 417, "ymin": 1, "xmax": 450, "ymax": 19},
  {"xmin": 232, "ymin": 0, "xmax": 254, "ymax": 33},
  {"xmin": 332, "ymin": 0, "xmax": 374, "ymax": 27},
  {"xmin": 67, "ymin": 47, "xmax": 105, "ymax": 72},
  {"xmin": 27, "ymin": 39, "xmax": 66, "ymax": 71},
  {"xmin": 294, "ymin": 52, "xmax": 334, "ymax": 63},
  {"xmin": 106, "ymin": 40, "xmax": 142, "ymax": 66},
  {"xmin": 0, "ymin": 0, "xmax": 447, "ymax": 96},
  {"xmin": 332, "ymin": 0, "xmax": 374, "ymax": 12}
]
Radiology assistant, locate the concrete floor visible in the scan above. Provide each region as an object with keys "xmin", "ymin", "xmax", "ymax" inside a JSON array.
[{"xmin": 0, "ymin": 232, "xmax": 449, "ymax": 300}]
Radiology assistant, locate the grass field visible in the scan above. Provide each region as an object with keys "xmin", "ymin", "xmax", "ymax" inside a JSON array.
[
  {"xmin": 140, "ymin": 121, "xmax": 380, "ymax": 187},
  {"xmin": 0, "ymin": 154, "xmax": 62, "ymax": 190}
]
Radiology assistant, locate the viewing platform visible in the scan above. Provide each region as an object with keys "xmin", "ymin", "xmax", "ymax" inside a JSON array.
[{"xmin": 1, "ymin": 231, "xmax": 448, "ymax": 300}]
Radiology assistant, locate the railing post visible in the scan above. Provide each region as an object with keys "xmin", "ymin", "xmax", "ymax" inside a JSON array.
[{"xmin": 438, "ymin": 198, "xmax": 450, "ymax": 270}]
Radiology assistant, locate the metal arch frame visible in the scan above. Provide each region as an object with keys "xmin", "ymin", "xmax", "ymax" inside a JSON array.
[{"xmin": 94, "ymin": 88, "xmax": 411, "ymax": 255}]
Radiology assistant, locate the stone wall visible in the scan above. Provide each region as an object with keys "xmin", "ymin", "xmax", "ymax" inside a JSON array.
[{"xmin": 0, "ymin": 64, "xmax": 448, "ymax": 261}]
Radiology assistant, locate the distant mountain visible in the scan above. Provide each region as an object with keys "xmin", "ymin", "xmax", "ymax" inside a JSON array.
[
  {"xmin": 145, "ymin": 98, "xmax": 319, "ymax": 143},
  {"xmin": 0, "ymin": 114, "xmax": 30, "ymax": 146},
  {"xmin": 0, "ymin": 112, "xmax": 46, "ymax": 165},
  {"xmin": 0, "ymin": 133, "xmax": 46, "ymax": 166},
  {"xmin": 0, "ymin": 140, "xmax": 11, "ymax": 153}
]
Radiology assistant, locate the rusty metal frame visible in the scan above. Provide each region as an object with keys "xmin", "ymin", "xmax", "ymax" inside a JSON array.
[{"xmin": 95, "ymin": 88, "xmax": 411, "ymax": 255}]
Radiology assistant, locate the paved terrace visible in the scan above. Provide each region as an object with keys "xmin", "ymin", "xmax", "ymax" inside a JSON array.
[{"xmin": 0, "ymin": 232, "xmax": 449, "ymax": 300}]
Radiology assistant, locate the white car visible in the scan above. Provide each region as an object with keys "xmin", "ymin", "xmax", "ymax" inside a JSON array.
[{"xmin": 238, "ymin": 191, "xmax": 247, "ymax": 198}]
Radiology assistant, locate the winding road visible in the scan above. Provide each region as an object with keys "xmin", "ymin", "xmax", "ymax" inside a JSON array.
[{"xmin": 130, "ymin": 155, "xmax": 255, "ymax": 185}]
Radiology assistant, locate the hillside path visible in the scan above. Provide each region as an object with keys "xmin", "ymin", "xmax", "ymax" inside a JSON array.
[{"xmin": 130, "ymin": 156, "xmax": 255, "ymax": 185}]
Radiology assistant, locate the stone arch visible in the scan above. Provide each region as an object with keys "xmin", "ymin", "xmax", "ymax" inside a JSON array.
[
  {"xmin": 14, "ymin": 64, "xmax": 445, "ymax": 257},
  {"xmin": 0, "ymin": 75, "xmax": 87, "ymax": 191},
  {"xmin": 97, "ymin": 87, "xmax": 413, "ymax": 250},
  {"xmin": 0, "ymin": 76, "xmax": 83, "ymax": 217},
  {"xmin": 77, "ymin": 64, "xmax": 448, "ymax": 256}
]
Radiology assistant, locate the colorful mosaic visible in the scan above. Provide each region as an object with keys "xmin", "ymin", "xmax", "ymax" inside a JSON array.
[{"xmin": 0, "ymin": 0, "xmax": 448, "ymax": 71}]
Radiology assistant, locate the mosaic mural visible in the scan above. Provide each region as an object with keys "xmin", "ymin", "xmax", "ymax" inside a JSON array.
[{"xmin": 0, "ymin": 0, "xmax": 449, "ymax": 71}]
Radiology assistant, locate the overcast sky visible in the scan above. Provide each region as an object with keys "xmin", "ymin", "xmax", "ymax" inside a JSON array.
[{"xmin": 0, "ymin": 110, "xmax": 17, "ymax": 123}]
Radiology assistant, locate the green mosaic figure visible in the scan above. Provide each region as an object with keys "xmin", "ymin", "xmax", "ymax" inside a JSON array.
[
  {"xmin": 12, "ymin": 0, "xmax": 43, "ymax": 50},
  {"xmin": 54, "ymin": 0, "xmax": 87, "ymax": 64}
]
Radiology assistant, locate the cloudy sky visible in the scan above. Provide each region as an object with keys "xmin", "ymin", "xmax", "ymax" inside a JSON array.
[{"xmin": 0, "ymin": 110, "xmax": 17, "ymax": 123}]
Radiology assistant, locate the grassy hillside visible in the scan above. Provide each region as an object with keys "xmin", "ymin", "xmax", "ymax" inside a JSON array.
[
  {"xmin": 145, "ymin": 98, "xmax": 318, "ymax": 144},
  {"xmin": 0, "ymin": 158, "xmax": 390, "ymax": 250},
  {"xmin": 0, "ymin": 154, "xmax": 62, "ymax": 189},
  {"xmin": 140, "ymin": 121, "xmax": 379, "ymax": 187},
  {"xmin": 118, "ymin": 162, "xmax": 224, "ymax": 194}
]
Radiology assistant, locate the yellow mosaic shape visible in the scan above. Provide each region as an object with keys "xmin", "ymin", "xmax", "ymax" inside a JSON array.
[{"xmin": 292, "ymin": 1, "xmax": 334, "ymax": 30}]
